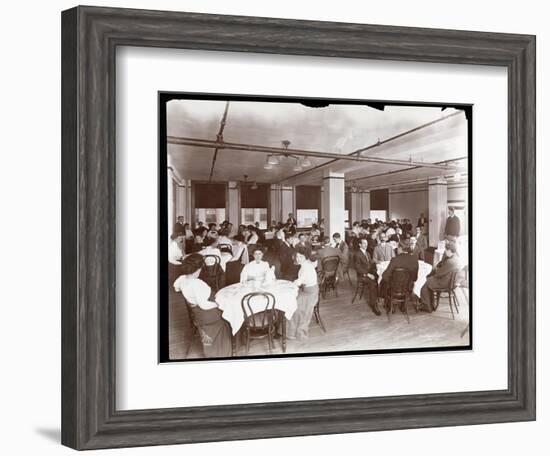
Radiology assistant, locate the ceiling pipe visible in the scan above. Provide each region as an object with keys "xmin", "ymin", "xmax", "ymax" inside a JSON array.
[
  {"xmin": 208, "ymin": 101, "xmax": 230, "ymax": 182},
  {"xmin": 167, "ymin": 136, "xmax": 458, "ymax": 171},
  {"xmin": 275, "ymin": 109, "xmax": 465, "ymax": 183}
]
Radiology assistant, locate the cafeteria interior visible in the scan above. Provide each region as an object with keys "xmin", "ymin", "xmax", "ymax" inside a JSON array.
[{"xmin": 166, "ymin": 99, "xmax": 470, "ymax": 359}]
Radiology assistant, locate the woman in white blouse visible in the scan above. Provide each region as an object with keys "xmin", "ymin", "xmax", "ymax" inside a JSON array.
[
  {"xmin": 173, "ymin": 254, "xmax": 232, "ymax": 358},
  {"xmin": 286, "ymin": 246, "xmax": 319, "ymax": 340},
  {"xmin": 168, "ymin": 233, "xmax": 184, "ymax": 285},
  {"xmin": 240, "ymin": 247, "xmax": 274, "ymax": 285}
]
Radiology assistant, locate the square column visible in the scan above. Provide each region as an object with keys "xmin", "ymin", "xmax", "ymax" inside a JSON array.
[
  {"xmin": 280, "ymin": 185, "xmax": 295, "ymax": 223},
  {"xmin": 227, "ymin": 181, "xmax": 240, "ymax": 230},
  {"xmin": 270, "ymin": 184, "xmax": 282, "ymax": 223},
  {"xmin": 360, "ymin": 190, "xmax": 371, "ymax": 221},
  {"xmin": 322, "ymin": 170, "xmax": 345, "ymax": 239},
  {"xmin": 175, "ymin": 179, "xmax": 192, "ymax": 225},
  {"xmin": 428, "ymin": 177, "xmax": 448, "ymax": 247}
]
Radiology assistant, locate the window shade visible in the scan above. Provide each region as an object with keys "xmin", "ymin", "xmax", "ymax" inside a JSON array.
[
  {"xmin": 194, "ymin": 183, "xmax": 226, "ymax": 208},
  {"xmin": 296, "ymin": 185, "xmax": 321, "ymax": 209},
  {"xmin": 241, "ymin": 183, "xmax": 269, "ymax": 208},
  {"xmin": 370, "ymin": 189, "xmax": 389, "ymax": 210}
]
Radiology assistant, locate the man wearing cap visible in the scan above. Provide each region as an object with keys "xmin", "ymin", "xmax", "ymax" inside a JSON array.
[{"xmin": 419, "ymin": 240, "xmax": 461, "ymax": 312}]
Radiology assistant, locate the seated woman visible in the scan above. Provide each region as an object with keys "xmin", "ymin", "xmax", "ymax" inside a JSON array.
[
  {"xmin": 168, "ymin": 232, "xmax": 184, "ymax": 285},
  {"xmin": 286, "ymin": 246, "xmax": 319, "ymax": 340},
  {"xmin": 173, "ymin": 254, "xmax": 232, "ymax": 358},
  {"xmin": 240, "ymin": 246, "xmax": 275, "ymax": 285},
  {"xmin": 192, "ymin": 226, "xmax": 208, "ymax": 252},
  {"xmin": 310, "ymin": 223, "xmax": 321, "ymax": 239}
]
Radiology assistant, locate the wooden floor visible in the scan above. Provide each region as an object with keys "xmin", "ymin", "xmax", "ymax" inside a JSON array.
[{"xmin": 168, "ymin": 269, "xmax": 470, "ymax": 360}]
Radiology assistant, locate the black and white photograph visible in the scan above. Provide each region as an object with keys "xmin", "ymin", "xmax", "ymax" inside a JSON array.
[{"xmin": 160, "ymin": 94, "xmax": 472, "ymax": 361}]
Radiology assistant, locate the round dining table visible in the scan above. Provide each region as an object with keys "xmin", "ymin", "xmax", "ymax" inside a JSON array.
[
  {"xmin": 376, "ymin": 259, "xmax": 433, "ymax": 297},
  {"xmin": 215, "ymin": 279, "xmax": 299, "ymax": 336}
]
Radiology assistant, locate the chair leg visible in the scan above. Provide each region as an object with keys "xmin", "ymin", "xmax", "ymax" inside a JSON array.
[
  {"xmin": 245, "ymin": 329, "xmax": 250, "ymax": 355},
  {"xmin": 448, "ymin": 293, "xmax": 455, "ymax": 320},
  {"xmin": 281, "ymin": 316, "xmax": 287, "ymax": 353},
  {"xmin": 434, "ymin": 291, "xmax": 441, "ymax": 311},
  {"xmin": 452, "ymin": 291, "xmax": 460, "ymax": 314},
  {"xmin": 315, "ymin": 305, "xmax": 326, "ymax": 333},
  {"xmin": 352, "ymin": 282, "xmax": 363, "ymax": 304}
]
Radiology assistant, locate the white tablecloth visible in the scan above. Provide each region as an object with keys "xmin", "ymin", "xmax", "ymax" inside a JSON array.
[
  {"xmin": 215, "ymin": 280, "xmax": 298, "ymax": 335},
  {"xmin": 376, "ymin": 260, "xmax": 433, "ymax": 297}
]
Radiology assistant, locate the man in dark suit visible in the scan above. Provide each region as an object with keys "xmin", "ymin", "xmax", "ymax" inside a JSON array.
[
  {"xmin": 379, "ymin": 245, "xmax": 419, "ymax": 310},
  {"xmin": 420, "ymin": 241, "xmax": 462, "ymax": 311},
  {"xmin": 275, "ymin": 231, "xmax": 297, "ymax": 280},
  {"xmin": 354, "ymin": 238, "xmax": 381, "ymax": 315},
  {"xmin": 172, "ymin": 216, "xmax": 185, "ymax": 236},
  {"xmin": 444, "ymin": 207, "xmax": 461, "ymax": 238}
]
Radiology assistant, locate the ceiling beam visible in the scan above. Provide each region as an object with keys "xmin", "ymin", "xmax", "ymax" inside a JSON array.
[{"xmin": 167, "ymin": 137, "xmax": 458, "ymax": 171}]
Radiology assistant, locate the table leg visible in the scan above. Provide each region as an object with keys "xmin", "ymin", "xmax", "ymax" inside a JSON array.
[{"xmin": 231, "ymin": 334, "xmax": 236, "ymax": 357}]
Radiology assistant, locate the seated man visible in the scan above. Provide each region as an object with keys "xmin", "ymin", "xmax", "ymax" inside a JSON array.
[
  {"xmin": 331, "ymin": 232, "xmax": 349, "ymax": 278},
  {"xmin": 316, "ymin": 239, "xmax": 342, "ymax": 275},
  {"xmin": 354, "ymin": 238, "xmax": 381, "ymax": 315},
  {"xmin": 373, "ymin": 233, "xmax": 395, "ymax": 263},
  {"xmin": 419, "ymin": 241, "xmax": 461, "ymax": 312},
  {"xmin": 379, "ymin": 244, "xmax": 419, "ymax": 311}
]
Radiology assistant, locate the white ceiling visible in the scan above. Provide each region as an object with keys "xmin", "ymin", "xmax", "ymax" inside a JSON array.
[{"xmin": 167, "ymin": 99, "xmax": 468, "ymax": 189}]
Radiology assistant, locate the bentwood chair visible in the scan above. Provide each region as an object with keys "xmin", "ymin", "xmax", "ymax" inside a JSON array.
[
  {"xmin": 319, "ymin": 256, "xmax": 340, "ymax": 298},
  {"xmin": 218, "ymin": 243, "xmax": 233, "ymax": 255},
  {"xmin": 386, "ymin": 268, "xmax": 413, "ymax": 323},
  {"xmin": 200, "ymin": 254, "xmax": 224, "ymax": 292},
  {"xmin": 312, "ymin": 296, "xmax": 327, "ymax": 333},
  {"xmin": 240, "ymin": 292, "xmax": 281, "ymax": 355},
  {"xmin": 431, "ymin": 270, "xmax": 460, "ymax": 320},
  {"xmin": 182, "ymin": 297, "xmax": 204, "ymax": 359}
]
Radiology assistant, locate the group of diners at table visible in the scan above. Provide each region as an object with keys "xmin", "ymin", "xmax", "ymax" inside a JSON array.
[{"xmin": 168, "ymin": 208, "xmax": 465, "ymax": 358}]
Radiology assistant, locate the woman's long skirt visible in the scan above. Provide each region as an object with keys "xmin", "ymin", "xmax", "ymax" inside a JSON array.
[
  {"xmin": 286, "ymin": 284, "xmax": 319, "ymax": 340},
  {"xmin": 189, "ymin": 306, "xmax": 232, "ymax": 358}
]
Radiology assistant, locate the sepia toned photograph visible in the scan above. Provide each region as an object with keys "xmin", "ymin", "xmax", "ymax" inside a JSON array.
[{"xmin": 160, "ymin": 93, "xmax": 471, "ymax": 362}]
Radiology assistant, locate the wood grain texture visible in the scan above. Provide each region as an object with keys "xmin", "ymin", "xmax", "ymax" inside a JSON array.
[{"xmin": 61, "ymin": 5, "xmax": 536, "ymax": 450}]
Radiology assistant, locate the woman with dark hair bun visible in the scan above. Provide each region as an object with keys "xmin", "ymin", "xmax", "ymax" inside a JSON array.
[{"xmin": 173, "ymin": 254, "xmax": 232, "ymax": 358}]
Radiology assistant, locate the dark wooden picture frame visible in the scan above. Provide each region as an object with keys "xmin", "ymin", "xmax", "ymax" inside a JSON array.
[{"xmin": 61, "ymin": 5, "xmax": 536, "ymax": 450}]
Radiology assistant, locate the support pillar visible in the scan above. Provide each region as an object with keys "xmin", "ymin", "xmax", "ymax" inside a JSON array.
[
  {"xmin": 428, "ymin": 177, "xmax": 448, "ymax": 247},
  {"xmin": 322, "ymin": 170, "xmax": 345, "ymax": 239},
  {"xmin": 227, "ymin": 181, "xmax": 240, "ymax": 232},
  {"xmin": 280, "ymin": 185, "xmax": 295, "ymax": 223},
  {"xmin": 270, "ymin": 184, "xmax": 282, "ymax": 223},
  {"xmin": 360, "ymin": 190, "xmax": 371, "ymax": 221}
]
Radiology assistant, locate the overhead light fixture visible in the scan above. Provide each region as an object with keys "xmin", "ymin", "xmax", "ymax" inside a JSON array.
[
  {"xmin": 264, "ymin": 161, "xmax": 273, "ymax": 170},
  {"xmin": 293, "ymin": 158, "xmax": 302, "ymax": 172},
  {"xmin": 301, "ymin": 156, "xmax": 311, "ymax": 167},
  {"xmin": 267, "ymin": 154, "xmax": 279, "ymax": 165},
  {"xmin": 251, "ymin": 182, "xmax": 258, "ymax": 190}
]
